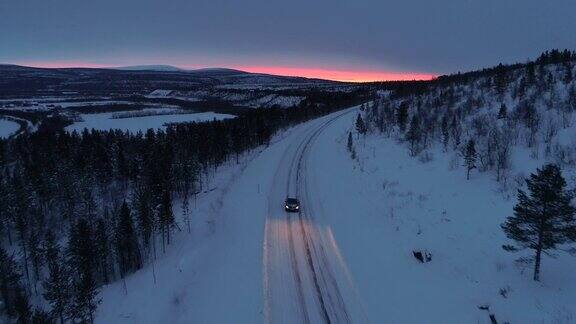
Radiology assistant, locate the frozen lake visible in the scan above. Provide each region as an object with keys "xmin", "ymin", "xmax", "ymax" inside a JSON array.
[
  {"xmin": 65, "ymin": 111, "xmax": 236, "ymax": 133},
  {"xmin": 0, "ymin": 119, "xmax": 20, "ymax": 138}
]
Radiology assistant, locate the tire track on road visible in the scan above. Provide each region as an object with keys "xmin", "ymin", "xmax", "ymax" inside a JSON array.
[{"xmin": 292, "ymin": 108, "xmax": 356, "ymax": 323}]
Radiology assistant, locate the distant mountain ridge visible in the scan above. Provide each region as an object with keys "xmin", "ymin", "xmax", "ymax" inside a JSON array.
[
  {"xmin": 116, "ymin": 65, "xmax": 185, "ymax": 72},
  {"xmin": 116, "ymin": 65, "xmax": 247, "ymax": 74},
  {"xmin": 0, "ymin": 64, "xmax": 341, "ymax": 97}
]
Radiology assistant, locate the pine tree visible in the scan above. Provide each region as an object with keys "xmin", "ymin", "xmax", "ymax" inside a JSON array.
[
  {"xmin": 31, "ymin": 308, "xmax": 53, "ymax": 324},
  {"xmin": 115, "ymin": 202, "xmax": 142, "ymax": 278},
  {"xmin": 43, "ymin": 231, "xmax": 70, "ymax": 324},
  {"xmin": 158, "ymin": 191, "xmax": 175, "ymax": 253},
  {"xmin": 26, "ymin": 221, "xmax": 43, "ymax": 296},
  {"xmin": 497, "ymin": 103, "xmax": 507, "ymax": 119},
  {"xmin": 406, "ymin": 115, "xmax": 421, "ymax": 156},
  {"xmin": 14, "ymin": 288, "xmax": 32, "ymax": 324},
  {"xmin": 463, "ymin": 139, "xmax": 477, "ymax": 180},
  {"xmin": 67, "ymin": 219, "xmax": 100, "ymax": 323},
  {"xmin": 495, "ymin": 63, "xmax": 508, "ymax": 97},
  {"xmin": 0, "ymin": 173, "xmax": 12, "ymax": 245},
  {"xmin": 501, "ymin": 164, "xmax": 576, "ymax": 281},
  {"xmin": 94, "ymin": 218, "xmax": 112, "ymax": 285},
  {"xmin": 441, "ymin": 114, "xmax": 450, "ymax": 151},
  {"xmin": 0, "ymin": 246, "xmax": 23, "ymax": 317},
  {"xmin": 450, "ymin": 115, "xmax": 461, "ymax": 148},
  {"xmin": 355, "ymin": 114, "xmax": 367, "ymax": 137},
  {"xmin": 347, "ymin": 131, "xmax": 354, "ymax": 153},
  {"xmin": 79, "ymin": 176, "xmax": 98, "ymax": 222},
  {"xmin": 133, "ymin": 183, "xmax": 154, "ymax": 252},
  {"xmin": 346, "ymin": 131, "xmax": 357, "ymax": 160},
  {"xmin": 396, "ymin": 102, "xmax": 409, "ymax": 131},
  {"xmin": 564, "ymin": 62, "xmax": 573, "ymax": 84},
  {"xmin": 11, "ymin": 172, "xmax": 33, "ymax": 294}
]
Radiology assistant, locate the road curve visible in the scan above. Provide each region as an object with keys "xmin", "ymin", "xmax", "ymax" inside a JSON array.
[{"xmin": 264, "ymin": 107, "xmax": 368, "ymax": 324}]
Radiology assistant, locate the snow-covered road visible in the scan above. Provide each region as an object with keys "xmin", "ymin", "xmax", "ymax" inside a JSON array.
[
  {"xmin": 95, "ymin": 106, "xmax": 368, "ymax": 324},
  {"xmin": 264, "ymin": 107, "xmax": 367, "ymax": 324}
]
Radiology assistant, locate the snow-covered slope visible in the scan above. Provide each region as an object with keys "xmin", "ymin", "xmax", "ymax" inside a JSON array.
[
  {"xmin": 346, "ymin": 56, "xmax": 576, "ymax": 322},
  {"xmin": 317, "ymin": 113, "xmax": 576, "ymax": 323}
]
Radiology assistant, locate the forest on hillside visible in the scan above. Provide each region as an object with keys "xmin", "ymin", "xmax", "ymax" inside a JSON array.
[{"xmin": 362, "ymin": 50, "xmax": 576, "ymax": 187}]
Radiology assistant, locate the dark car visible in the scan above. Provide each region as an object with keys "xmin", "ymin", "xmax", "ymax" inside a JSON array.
[{"xmin": 284, "ymin": 197, "xmax": 300, "ymax": 212}]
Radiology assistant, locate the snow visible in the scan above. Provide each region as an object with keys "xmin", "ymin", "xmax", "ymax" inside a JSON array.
[
  {"xmin": 0, "ymin": 118, "xmax": 20, "ymax": 138},
  {"xmin": 147, "ymin": 89, "xmax": 174, "ymax": 97},
  {"xmin": 246, "ymin": 94, "xmax": 304, "ymax": 108},
  {"xmin": 310, "ymin": 113, "xmax": 576, "ymax": 323},
  {"xmin": 95, "ymin": 107, "xmax": 362, "ymax": 323},
  {"xmin": 65, "ymin": 112, "xmax": 235, "ymax": 133},
  {"xmin": 94, "ymin": 101, "xmax": 576, "ymax": 323}
]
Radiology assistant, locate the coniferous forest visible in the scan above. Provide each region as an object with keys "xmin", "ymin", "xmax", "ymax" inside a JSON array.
[{"xmin": 0, "ymin": 90, "xmax": 369, "ymax": 323}]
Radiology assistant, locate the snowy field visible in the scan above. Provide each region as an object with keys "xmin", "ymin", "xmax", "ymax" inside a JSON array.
[
  {"xmin": 311, "ymin": 113, "xmax": 576, "ymax": 323},
  {"xmin": 0, "ymin": 118, "xmax": 20, "ymax": 138},
  {"xmin": 65, "ymin": 111, "xmax": 235, "ymax": 133}
]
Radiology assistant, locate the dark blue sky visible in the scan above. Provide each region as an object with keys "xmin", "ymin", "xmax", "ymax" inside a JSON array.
[{"xmin": 1, "ymin": 0, "xmax": 575, "ymax": 79}]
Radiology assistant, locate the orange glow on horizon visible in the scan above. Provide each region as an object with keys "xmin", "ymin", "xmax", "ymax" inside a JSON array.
[
  {"xmin": 12, "ymin": 61, "xmax": 436, "ymax": 82},
  {"xmin": 233, "ymin": 66, "xmax": 436, "ymax": 82}
]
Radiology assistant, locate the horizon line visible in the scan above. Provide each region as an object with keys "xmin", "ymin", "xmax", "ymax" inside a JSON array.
[{"xmin": 5, "ymin": 61, "xmax": 438, "ymax": 83}]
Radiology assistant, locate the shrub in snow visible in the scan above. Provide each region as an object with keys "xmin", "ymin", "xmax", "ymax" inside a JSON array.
[{"xmin": 412, "ymin": 250, "xmax": 432, "ymax": 263}]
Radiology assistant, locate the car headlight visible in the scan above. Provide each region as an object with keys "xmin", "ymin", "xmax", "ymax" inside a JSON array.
[
  {"xmin": 295, "ymin": 206, "xmax": 299, "ymax": 209},
  {"xmin": 285, "ymin": 205, "xmax": 289, "ymax": 208}
]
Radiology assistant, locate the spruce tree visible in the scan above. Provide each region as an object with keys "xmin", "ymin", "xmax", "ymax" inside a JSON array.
[
  {"xmin": 406, "ymin": 115, "xmax": 421, "ymax": 156},
  {"xmin": 396, "ymin": 102, "xmax": 409, "ymax": 131},
  {"xmin": 450, "ymin": 115, "xmax": 461, "ymax": 148},
  {"xmin": 31, "ymin": 308, "xmax": 53, "ymax": 324},
  {"xmin": 347, "ymin": 131, "xmax": 354, "ymax": 152},
  {"xmin": 0, "ymin": 246, "xmax": 22, "ymax": 316},
  {"xmin": 0, "ymin": 173, "xmax": 12, "ymax": 245},
  {"xmin": 43, "ymin": 231, "xmax": 70, "ymax": 324},
  {"xmin": 67, "ymin": 219, "xmax": 100, "ymax": 323},
  {"xmin": 441, "ymin": 114, "xmax": 450, "ymax": 151},
  {"xmin": 463, "ymin": 139, "xmax": 477, "ymax": 180},
  {"xmin": 355, "ymin": 114, "xmax": 367, "ymax": 137},
  {"xmin": 115, "ymin": 202, "xmax": 142, "ymax": 278},
  {"xmin": 11, "ymin": 172, "xmax": 33, "ymax": 294},
  {"xmin": 501, "ymin": 164, "xmax": 576, "ymax": 281},
  {"xmin": 495, "ymin": 63, "xmax": 508, "ymax": 97},
  {"xmin": 158, "ymin": 191, "xmax": 175, "ymax": 252},
  {"xmin": 13, "ymin": 288, "xmax": 32, "ymax": 324},
  {"xmin": 133, "ymin": 184, "xmax": 154, "ymax": 252},
  {"xmin": 27, "ymin": 222, "xmax": 43, "ymax": 296},
  {"xmin": 497, "ymin": 103, "xmax": 507, "ymax": 119},
  {"xmin": 347, "ymin": 131, "xmax": 356, "ymax": 160},
  {"xmin": 94, "ymin": 218, "xmax": 112, "ymax": 284}
]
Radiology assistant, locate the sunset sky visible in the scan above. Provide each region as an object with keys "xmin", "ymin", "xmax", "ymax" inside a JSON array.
[{"xmin": 1, "ymin": 0, "xmax": 575, "ymax": 81}]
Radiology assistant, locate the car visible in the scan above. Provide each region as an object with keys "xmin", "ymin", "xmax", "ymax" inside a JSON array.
[{"xmin": 284, "ymin": 197, "xmax": 300, "ymax": 212}]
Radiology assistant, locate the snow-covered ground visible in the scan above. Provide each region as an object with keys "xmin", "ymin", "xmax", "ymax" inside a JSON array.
[
  {"xmin": 312, "ymin": 113, "xmax": 576, "ymax": 323},
  {"xmin": 95, "ymin": 107, "xmax": 363, "ymax": 323},
  {"xmin": 65, "ymin": 111, "xmax": 235, "ymax": 133},
  {"xmin": 0, "ymin": 118, "xmax": 20, "ymax": 138},
  {"xmin": 94, "ymin": 103, "xmax": 576, "ymax": 323}
]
